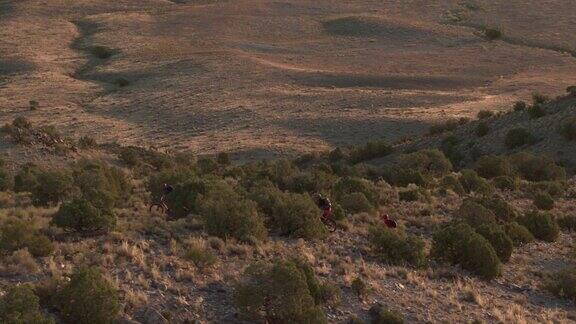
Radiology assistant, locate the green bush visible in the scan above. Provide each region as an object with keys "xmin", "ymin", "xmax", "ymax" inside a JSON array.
[
  {"xmin": 546, "ymin": 268, "xmax": 576, "ymax": 301},
  {"xmin": 78, "ymin": 136, "xmax": 97, "ymax": 149},
  {"xmin": 532, "ymin": 92, "xmax": 549, "ymax": 105},
  {"xmin": 0, "ymin": 284, "xmax": 54, "ymax": 324},
  {"xmin": 474, "ymin": 155, "xmax": 512, "ymax": 179},
  {"xmin": 440, "ymin": 136, "xmax": 464, "ymax": 167},
  {"xmin": 348, "ymin": 140, "xmax": 392, "ymax": 164},
  {"xmin": 399, "ymin": 149, "xmax": 452, "ymax": 176},
  {"xmin": 57, "ymin": 266, "xmax": 120, "ymax": 324},
  {"xmin": 351, "ymin": 277, "xmax": 368, "ymax": 298},
  {"xmin": 0, "ymin": 218, "xmax": 54, "ymax": 257},
  {"xmin": 456, "ymin": 200, "xmax": 496, "ymax": 228},
  {"xmin": 199, "ymin": 182, "xmax": 267, "ymax": 242},
  {"xmin": 476, "ymin": 224, "xmax": 513, "ymax": 263},
  {"xmin": 557, "ymin": 215, "xmax": 576, "ymax": 231},
  {"xmin": 509, "ymin": 153, "xmax": 566, "ymax": 182},
  {"xmin": 333, "ymin": 177, "xmax": 387, "ymax": 207},
  {"xmin": 513, "ymin": 101, "xmax": 527, "ymax": 111},
  {"xmin": 14, "ymin": 165, "xmax": 75, "ymax": 206},
  {"xmin": 184, "ymin": 239, "xmax": 217, "ymax": 269},
  {"xmin": 472, "ymin": 195, "xmax": 517, "ymax": 222},
  {"xmin": 235, "ymin": 260, "xmax": 328, "ymax": 323},
  {"xmin": 483, "ymin": 27, "xmax": 502, "ymax": 40},
  {"xmin": 268, "ymin": 192, "xmax": 326, "ymax": 239},
  {"xmin": 292, "ymin": 259, "xmax": 341, "ymax": 305},
  {"xmin": 504, "ymin": 222, "xmax": 535, "ymax": 246},
  {"xmin": 369, "ymin": 304, "xmax": 404, "ymax": 324},
  {"xmin": 51, "ymin": 198, "xmax": 116, "ymax": 234},
  {"xmin": 431, "ymin": 222, "xmax": 501, "ymax": 279},
  {"xmin": 533, "ymin": 192, "xmax": 555, "ymax": 210},
  {"xmin": 567, "ymin": 86, "xmax": 576, "ymax": 96},
  {"xmin": 527, "ymin": 181, "xmax": 567, "ymax": 198},
  {"xmin": 518, "ymin": 211, "xmax": 559, "ymax": 242},
  {"xmin": 73, "ymin": 160, "xmax": 131, "ymax": 209},
  {"xmin": 492, "ymin": 176, "xmax": 519, "ymax": 191},
  {"xmin": 380, "ymin": 167, "xmax": 428, "ymax": 187},
  {"xmin": 459, "ymin": 169, "xmax": 493, "ymax": 195},
  {"xmin": 505, "ymin": 128, "xmax": 536, "ymax": 149},
  {"xmin": 118, "ymin": 146, "xmax": 172, "ymax": 171},
  {"xmin": 527, "ymin": 105, "xmax": 546, "ymax": 119},
  {"xmin": 340, "ymin": 192, "xmax": 374, "ymax": 213},
  {"xmin": 91, "ymin": 45, "xmax": 114, "ymax": 59},
  {"xmin": 559, "ymin": 117, "xmax": 576, "ymax": 141},
  {"xmin": 369, "ymin": 227, "xmax": 425, "ymax": 267},
  {"xmin": 398, "ymin": 186, "xmax": 430, "ymax": 203},
  {"xmin": 476, "ymin": 121, "xmax": 490, "ymax": 137},
  {"xmin": 439, "ymin": 174, "xmax": 465, "ymax": 195}
]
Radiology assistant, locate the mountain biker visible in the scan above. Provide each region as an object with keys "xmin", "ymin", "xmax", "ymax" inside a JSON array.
[
  {"xmin": 160, "ymin": 183, "xmax": 174, "ymax": 204},
  {"xmin": 380, "ymin": 213, "xmax": 397, "ymax": 229},
  {"xmin": 315, "ymin": 194, "xmax": 333, "ymax": 220}
]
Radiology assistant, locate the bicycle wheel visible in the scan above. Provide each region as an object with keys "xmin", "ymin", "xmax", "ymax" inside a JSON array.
[{"xmin": 323, "ymin": 218, "xmax": 337, "ymax": 232}]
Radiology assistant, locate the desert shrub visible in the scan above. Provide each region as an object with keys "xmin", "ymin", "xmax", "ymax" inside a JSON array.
[
  {"xmin": 199, "ymin": 182, "xmax": 267, "ymax": 242},
  {"xmin": 184, "ymin": 238, "xmax": 217, "ymax": 268},
  {"xmin": 146, "ymin": 167, "xmax": 196, "ymax": 203},
  {"xmin": 333, "ymin": 177, "xmax": 386, "ymax": 207},
  {"xmin": 477, "ymin": 110, "xmax": 494, "ymax": 119},
  {"xmin": 398, "ymin": 185, "xmax": 430, "ymax": 203},
  {"xmin": 439, "ymin": 174, "xmax": 465, "ymax": 195},
  {"xmin": 532, "ymin": 92, "xmax": 549, "ymax": 105},
  {"xmin": 567, "ymin": 86, "xmax": 576, "ymax": 96},
  {"xmin": 545, "ymin": 268, "xmax": 576, "ymax": 302},
  {"xmin": 57, "ymin": 266, "xmax": 120, "ymax": 324},
  {"xmin": 456, "ymin": 200, "xmax": 496, "ymax": 228},
  {"xmin": 380, "ymin": 167, "xmax": 428, "ymax": 187},
  {"xmin": 115, "ymin": 77, "xmax": 130, "ymax": 87},
  {"xmin": 0, "ymin": 218, "xmax": 54, "ymax": 257},
  {"xmin": 13, "ymin": 165, "xmax": 75, "ymax": 206},
  {"xmin": 483, "ymin": 27, "xmax": 502, "ymax": 40},
  {"xmin": 513, "ymin": 101, "xmax": 527, "ymax": 111},
  {"xmin": 51, "ymin": 198, "xmax": 116, "ymax": 234},
  {"xmin": 527, "ymin": 181, "xmax": 567, "ymax": 198},
  {"xmin": 527, "ymin": 105, "xmax": 546, "ymax": 119},
  {"xmin": 441, "ymin": 136, "xmax": 464, "ymax": 167},
  {"xmin": 331, "ymin": 202, "xmax": 346, "ymax": 221},
  {"xmin": 399, "ymin": 149, "xmax": 452, "ymax": 176},
  {"xmin": 369, "ymin": 304, "xmax": 404, "ymax": 324},
  {"xmin": 340, "ymin": 192, "xmax": 374, "ymax": 213},
  {"xmin": 351, "ymin": 277, "xmax": 369, "ymax": 299},
  {"xmin": 73, "ymin": 160, "xmax": 131, "ymax": 209},
  {"xmin": 0, "ymin": 284, "xmax": 54, "ymax": 324},
  {"xmin": 293, "ymin": 259, "xmax": 341, "ymax": 305},
  {"xmin": 509, "ymin": 153, "xmax": 566, "ymax": 182},
  {"xmin": 217, "ymin": 152, "xmax": 231, "ymax": 165},
  {"xmin": 518, "ymin": 211, "xmax": 559, "ymax": 242},
  {"xmin": 492, "ymin": 176, "xmax": 519, "ymax": 191},
  {"xmin": 77, "ymin": 135, "xmax": 97, "ymax": 149},
  {"xmin": 91, "ymin": 45, "xmax": 114, "ymax": 59},
  {"xmin": 369, "ymin": 227, "xmax": 426, "ymax": 267},
  {"xmin": 459, "ymin": 169, "xmax": 493, "ymax": 195},
  {"xmin": 476, "ymin": 121, "xmax": 489, "ymax": 137},
  {"xmin": 348, "ymin": 140, "xmax": 392, "ymax": 164},
  {"xmin": 118, "ymin": 146, "xmax": 172, "ymax": 171},
  {"xmin": 476, "ymin": 224, "xmax": 513, "ymax": 262},
  {"xmin": 533, "ymin": 192, "xmax": 555, "ymax": 210},
  {"xmin": 474, "ymin": 155, "xmax": 512, "ymax": 179},
  {"xmin": 235, "ymin": 260, "xmax": 327, "ymax": 323},
  {"xmin": 0, "ymin": 159, "xmax": 11, "ymax": 191},
  {"xmin": 504, "ymin": 222, "xmax": 535, "ymax": 246},
  {"xmin": 472, "ymin": 195, "xmax": 517, "ymax": 222},
  {"xmin": 557, "ymin": 215, "xmax": 576, "ymax": 231},
  {"xmin": 431, "ymin": 222, "xmax": 501, "ymax": 279},
  {"xmin": 559, "ymin": 117, "xmax": 576, "ymax": 141},
  {"xmin": 428, "ymin": 118, "xmax": 461, "ymax": 135},
  {"xmin": 268, "ymin": 192, "xmax": 326, "ymax": 239},
  {"xmin": 505, "ymin": 128, "xmax": 536, "ymax": 149}
]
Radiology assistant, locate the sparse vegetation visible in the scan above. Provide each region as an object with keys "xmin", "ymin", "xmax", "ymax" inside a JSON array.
[
  {"xmin": 533, "ymin": 192, "xmax": 555, "ymax": 210},
  {"xmin": 545, "ymin": 268, "xmax": 576, "ymax": 302},
  {"xmin": 429, "ymin": 118, "xmax": 462, "ymax": 135},
  {"xmin": 483, "ymin": 27, "xmax": 503, "ymax": 40},
  {"xmin": 557, "ymin": 214, "xmax": 576, "ymax": 231}
]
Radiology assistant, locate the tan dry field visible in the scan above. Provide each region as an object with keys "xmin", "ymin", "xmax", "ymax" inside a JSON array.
[{"xmin": 1, "ymin": 0, "xmax": 575, "ymax": 161}]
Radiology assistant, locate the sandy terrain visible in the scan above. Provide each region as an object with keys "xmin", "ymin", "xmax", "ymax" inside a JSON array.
[{"xmin": 1, "ymin": 0, "xmax": 575, "ymax": 159}]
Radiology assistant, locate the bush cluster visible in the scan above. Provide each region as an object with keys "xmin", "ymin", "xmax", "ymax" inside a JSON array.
[
  {"xmin": 428, "ymin": 118, "xmax": 465, "ymax": 135},
  {"xmin": 476, "ymin": 121, "xmax": 490, "ymax": 137},
  {"xmin": 527, "ymin": 105, "xmax": 546, "ymax": 119},
  {"xmin": 476, "ymin": 223, "xmax": 513, "ymax": 262},
  {"xmin": 459, "ymin": 170, "xmax": 493, "ymax": 195},
  {"xmin": 0, "ymin": 218, "xmax": 54, "ymax": 257},
  {"xmin": 431, "ymin": 222, "xmax": 501, "ymax": 279},
  {"xmin": 508, "ymin": 153, "xmax": 566, "ymax": 182},
  {"xmin": 235, "ymin": 260, "xmax": 330, "ymax": 323},
  {"xmin": 474, "ymin": 155, "xmax": 512, "ymax": 179},
  {"xmin": 0, "ymin": 284, "xmax": 54, "ymax": 324},
  {"xmin": 440, "ymin": 136, "xmax": 464, "ymax": 167},
  {"xmin": 503, "ymin": 222, "xmax": 535, "ymax": 246},
  {"xmin": 505, "ymin": 128, "xmax": 536, "ymax": 149},
  {"xmin": 369, "ymin": 227, "xmax": 426, "ymax": 267},
  {"xmin": 518, "ymin": 211, "xmax": 559, "ymax": 242},
  {"xmin": 472, "ymin": 195, "xmax": 517, "ymax": 222},
  {"xmin": 533, "ymin": 192, "xmax": 555, "ymax": 210},
  {"xmin": 456, "ymin": 200, "xmax": 496, "ymax": 228},
  {"xmin": 51, "ymin": 198, "xmax": 116, "ymax": 234},
  {"xmin": 559, "ymin": 117, "xmax": 576, "ymax": 141},
  {"xmin": 546, "ymin": 268, "xmax": 576, "ymax": 301},
  {"xmin": 14, "ymin": 164, "xmax": 75, "ymax": 206}
]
